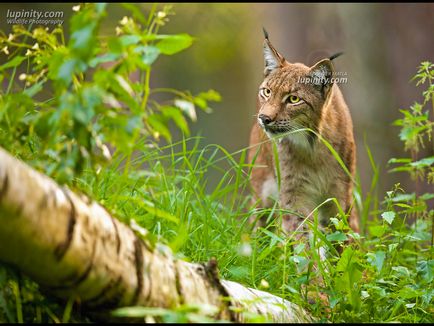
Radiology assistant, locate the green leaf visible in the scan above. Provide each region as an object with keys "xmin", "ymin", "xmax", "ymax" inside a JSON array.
[
  {"xmin": 156, "ymin": 34, "xmax": 194, "ymax": 55},
  {"xmin": 369, "ymin": 225, "xmax": 386, "ymax": 237},
  {"xmin": 57, "ymin": 59, "xmax": 77, "ymax": 85},
  {"xmin": 148, "ymin": 114, "xmax": 172, "ymax": 142},
  {"xmin": 197, "ymin": 89, "xmax": 222, "ymax": 102},
  {"xmin": 134, "ymin": 45, "xmax": 160, "ymax": 66},
  {"xmin": 108, "ymin": 37, "xmax": 123, "ymax": 54},
  {"xmin": 0, "ymin": 56, "xmax": 26, "ymax": 72},
  {"xmin": 367, "ymin": 251, "xmax": 386, "ymax": 273},
  {"xmin": 326, "ymin": 231, "xmax": 348, "ymax": 242},
  {"xmin": 381, "ymin": 211, "xmax": 396, "ymax": 225},
  {"xmin": 58, "ymin": 59, "xmax": 77, "ymax": 85},
  {"xmin": 388, "ymin": 157, "xmax": 412, "ymax": 164},
  {"xmin": 125, "ymin": 115, "xmax": 143, "ymax": 135},
  {"xmin": 392, "ymin": 266, "xmax": 410, "ymax": 277},
  {"xmin": 193, "ymin": 97, "xmax": 207, "ymax": 109},
  {"xmin": 410, "ymin": 156, "xmax": 434, "ymax": 168},
  {"xmin": 261, "ymin": 229, "xmax": 284, "ymax": 244},
  {"xmin": 398, "ymin": 286, "xmax": 421, "ymax": 299},
  {"xmin": 336, "ymin": 247, "xmax": 354, "ymax": 272},
  {"xmin": 330, "ymin": 217, "xmax": 344, "ymax": 230},
  {"xmin": 23, "ymin": 81, "xmax": 44, "ymax": 97},
  {"xmin": 294, "ymin": 243, "xmax": 305, "ymax": 254},
  {"xmin": 76, "ymin": 86, "xmax": 102, "ymax": 124},
  {"xmin": 227, "ymin": 266, "xmax": 249, "ymax": 279},
  {"xmin": 89, "ymin": 53, "xmax": 120, "ymax": 68},
  {"xmin": 417, "ymin": 260, "xmax": 434, "ymax": 283},
  {"xmin": 56, "ymin": 58, "xmax": 86, "ymax": 86},
  {"xmin": 420, "ymin": 193, "xmax": 434, "ymax": 201},
  {"xmin": 289, "ymin": 255, "xmax": 309, "ymax": 273},
  {"xmin": 391, "ymin": 193, "xmax": 416, "ymax": 202},
  {"xmin": 70, "ymin": 22, "xmax": 97, "ymax": 58},
  {"xmin": 388, "ymin": 243, "xmax": 399, "ymax": 252},
  {"xmin": 114, "ymin": 75, "xmax": 134, "ymax": 96},
  {"xmin": 162, "ymin": 106, "xmax": 190, "ymax": 136},
  {"xmin": 119, "ymin": 35, "xmax": 141, "ymax": 47}
]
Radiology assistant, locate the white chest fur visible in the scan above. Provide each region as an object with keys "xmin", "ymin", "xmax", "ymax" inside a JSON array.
[
  {"xmin": 261, "ymin": 176, "xmax": 279, "ymax": 204},
  {"xmin": 277, "ymin": 138, "xmax": 335, "ymax": 205}
]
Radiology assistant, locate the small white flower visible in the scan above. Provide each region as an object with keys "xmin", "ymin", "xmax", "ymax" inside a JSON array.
[
  {"xmin": 1, "ymin": 46, "xmax": 9, "ymax": 55},
  {"xmin": 18, "ymin": 73, "xmax": 27, "ymax": 81},
  {"xmin": 157, "ymin": 11, "xmax": 166, "ymax": 19},
  {"xmin": 120, "ymin": 16, "xmax": 129, "ymax": 25},
  {"xmin": 72, "ymin": 5, "xmax": 80, "ymax": 12},
  {"xmin": 260, "ymin": 279, "xmax": 269, "ymax": 289},
  {"xmin": 115, "ymin": 26, "xmax": 122, "ymax": 36},
  {"xmin": 238, "ymin": 243, "xmax": 252, "ymax": 256},
  {"xmin": 145, "ymin": 316, "xmax": 156, "ymax": 323},
  {"xmin": 361, "ymin": 290, "xmax": 370, "ymax": 299},
  {"xmin": 25, "ymin": 49, "xmax": 32, "ymax": 56},
  {"xmin": 7, "ymin": 34, "xmax": 14, "ymax": 42},
  {"xmin": 101, "ymin": 144, "xmax": 112, "ymax": 161},
  {"xmin": 32, "ymin": 43, "xmax": 39, "ymax": 50}
]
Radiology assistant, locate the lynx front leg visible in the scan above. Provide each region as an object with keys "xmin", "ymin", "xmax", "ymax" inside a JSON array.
[
  {"xmin": 279, "ymin": 185, "xmax": 314, "ymax": 239},
  {"xmin": 281, "ymin": 210, "xmax": 311, "ymax": 240},
  {"xmin": 282, "ymin": 214, "xmax": 306, "ymax": 235}
]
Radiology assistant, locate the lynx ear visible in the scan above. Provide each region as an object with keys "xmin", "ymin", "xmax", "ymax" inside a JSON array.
[
  {"xmin": 263, "ymin": 28, "xmax": 286, "ymax": 77},
  {"xmin": 309, "ymin": 59, "xmax": 334, "ymax": 95}
]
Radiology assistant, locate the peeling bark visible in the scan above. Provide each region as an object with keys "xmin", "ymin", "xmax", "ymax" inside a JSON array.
[{"xmin": 0, "ymin": 147, "xmax": 313, "ymax": 322}]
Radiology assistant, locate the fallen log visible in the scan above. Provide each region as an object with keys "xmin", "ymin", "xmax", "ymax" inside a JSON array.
[{"xmin": 0, "ymin": 147, "xmax": 313, "ymax": 322}]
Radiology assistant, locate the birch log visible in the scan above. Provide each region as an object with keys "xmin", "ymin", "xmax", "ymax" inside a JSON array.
[{"xmin": 0, "ymin": 147, "xmax": 312, "ymax": 323}]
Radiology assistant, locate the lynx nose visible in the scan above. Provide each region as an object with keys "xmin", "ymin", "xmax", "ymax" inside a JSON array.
[{"xmin": 258, "ymin": 114, "xmax": 273, "ymax": 126}]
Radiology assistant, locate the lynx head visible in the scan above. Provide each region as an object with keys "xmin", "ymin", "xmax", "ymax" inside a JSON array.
[{"xmin": 258, "ymin": 29, "xmax": 339, "ymax": 144}]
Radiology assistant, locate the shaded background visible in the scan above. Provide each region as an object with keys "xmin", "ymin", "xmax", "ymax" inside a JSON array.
[{"xmin": 1, "ymin": 3, "xmax": 433, "ymax": 201}]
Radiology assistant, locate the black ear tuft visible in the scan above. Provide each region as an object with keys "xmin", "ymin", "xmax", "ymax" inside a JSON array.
[
  {"xmin": 329, "ymin": 52, "xmax": 344, "ymax": 61},
  {"xmin": 262, "ymin": 28, "xmax": 287, "ymax": 77},
  {"xmin": 309, "ymin": 59, "xmax": 334, "ymax": 96},
  {"xmin": 262, "ymin": 27, "xmax": 269, "ymax": 40}
]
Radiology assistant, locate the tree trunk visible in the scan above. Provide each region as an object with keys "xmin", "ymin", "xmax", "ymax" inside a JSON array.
[{"xmin": 0, "ymin": 147, "xmax": 313, "ymax": 323}]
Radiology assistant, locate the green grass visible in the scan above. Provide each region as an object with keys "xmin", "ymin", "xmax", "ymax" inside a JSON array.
[
  {"xmin": 73, "ymin": 135, "xmax": 433, "ymax": 323},
  {"xmin": 0, "ymin": 134, "xmax": 432, "ymax": 323}
]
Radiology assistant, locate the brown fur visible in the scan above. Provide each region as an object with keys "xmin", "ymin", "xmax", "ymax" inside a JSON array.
[{"xmin": 248, "ymin": 35, "xmax": 359, "ymax": 236}]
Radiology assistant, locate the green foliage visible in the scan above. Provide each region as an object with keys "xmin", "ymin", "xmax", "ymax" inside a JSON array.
[
  {"xmin": 390, "ymin": 61, "xmax": 434, "ymax": 183},
  {"xmin": 77, "ymin": 132, "xmax": 431, "ymax": 323},
  {"xmin": 0, "ymin": 3, "xmax": 220, "ymax": 185}
]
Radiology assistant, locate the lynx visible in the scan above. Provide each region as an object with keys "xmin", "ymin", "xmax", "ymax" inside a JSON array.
[{"xmin": 248, "ymin": 29, "xmax": 359, "ymax": 236}]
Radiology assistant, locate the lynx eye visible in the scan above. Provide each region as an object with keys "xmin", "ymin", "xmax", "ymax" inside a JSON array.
[
  {"xmin": 260, "ymin": 88, "xmax": 271, "ymax": 98},
  {"xmin": 286, "ymin": 95, "xmax": 302, "ymax": 104}
]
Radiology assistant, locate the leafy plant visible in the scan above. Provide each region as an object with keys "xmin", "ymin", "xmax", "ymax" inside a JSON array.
[
  {"xmin": 0, "ymin": 3, "xmax": 220, "ymax": 185},
  {"xmin": 390, "ymin": 61, "xmax": 434, "ymax": 183}
]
